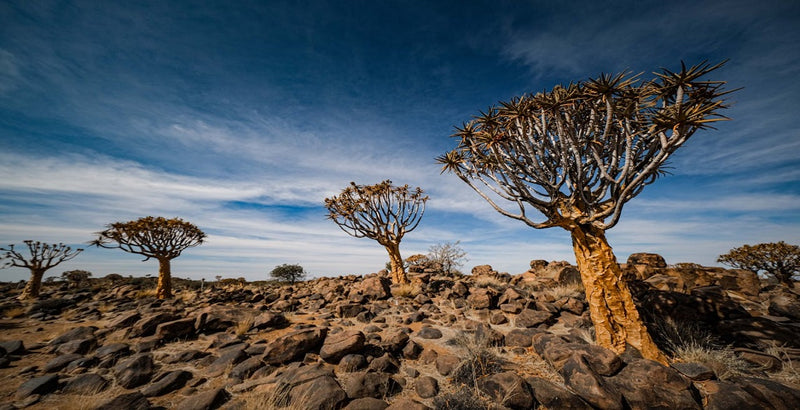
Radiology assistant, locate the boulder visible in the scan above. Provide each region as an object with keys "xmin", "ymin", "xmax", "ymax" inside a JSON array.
[
  {"xmin": 731, "ymin": 376, "xmax": 800, "ymax": 410},
  {"xmin": 55, "ymin": 338, "xmax": 97, "ymax": 355},
  {"xmin": 607, "ymin": 358, "xmax": 699, "ymax": 409},
  {"xmin": 477, "ymin": 371, "xmax": 535, "ymax": 410},
  {"xmin": 262, "ymin": 327, "xmax": 327, "ymax": 365},
  {"xmin": 627, "ymin": 253, "xmax": 667, "ymax": 268},
  {"xmin": 62, "ymin": 373, "xmax": 109, "ymax": 395},
  {"xmin": 341, "ymin": 371, "xmax": 402, "ymax": 399},
  {"xmin": 467, "ymin": 287, "xmax": 497, "ymax": 309},
  {"xmin": 415, "ymin": 376, "xmax": 439, "ymax": 398},
  {"xmin": 155, "ymin": 318, "xmax": 196, "ymax": 342},
  {"xmin": 416, "ymin": 326, "xmax": 443, "ymax": 339},
  {"xmin": 693, "ymin": 380, "xmax": 764, "ymax": 410},
  {"xmin": 113, "ymin": 353, "xmax": 155, "ymax": 389},
  {"xmin": 252, "ymin": 312, "xmax": 287, "ymax": 329},
  {"xmin": 339, "ymin": 354, "xmax": 367, "ymax": 372},
  {"xmin": 15, "ymin": 374, "xmax": 59, "ymax": 399},
  {"xmin": 357, "ymin": 276, "xmax": 392, "ymax": 300},
  {"xmin": 174, "ymin": 388, "xmax": 230, "ymax": 410},
  {"xmin": 96, "ymin": 392, "xmax": 152, "ymax": 410},
  {"xmin": 320, "ymin": 330, "xmax": 365, "ymax": 364},
  {"xmin": 768, "ymin": 292, "xmax": 800, "ymax": 320},
  {"xmin": 43, "ymin": 353, "xmax": 83, "ymax": 373},
  {"xmin": 49, "ymin": 326, "xmax": 96, "ymax": 346},
  {"xmin": 206, "ymin": 345, "xmax": 248, "ymax": 377},
  {"xmin": 526, "ymin": 377, "xmax": 593, "ymax": 409},
  {"xmin": 343, "ymin": 397, "xmax": 389, "ymax": 410},
  {"xmin": 130, "ymin": 312, "xmax": 180, "ymax": 337},
  {"xmin": 229, "ymin": 356, "xmax": 267, "ymax": 380},
  {"xmin": 141, "ymin": 370, "xmax": 193, "ymax": 397},
  {"xmin": 515, "ymin": 309, "xmax": 553, "ymax": 328}
]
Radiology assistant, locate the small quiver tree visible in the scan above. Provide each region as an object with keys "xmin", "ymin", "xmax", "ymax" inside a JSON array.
[
  {"xmin": 0, "ymin": 241, "xmax": 83, "ymax": 300},
  {"xmin": 270, "ymin": 264, "xmax": 306, "ymax": 284},
  {"xmin": 718, "ymin": 241, "xmax": 799, "ymax": 286},
  {"xmin": 325, "ymin": 180, "xmax": 428, "ymax": 284},
  {"xmin": 438, "ymin": 61, "xmax": 731, "ymax": 363},
  {"xmin": 91, "ymin": 216, "xmax": 205, "ymax": 299}
]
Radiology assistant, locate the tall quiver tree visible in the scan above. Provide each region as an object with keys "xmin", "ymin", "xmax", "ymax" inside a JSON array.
[
  {"xmin": 92, "ymin": 216, "xmax": 205, "ymax": 299},
  {"xmin": 325, "ymin": 180, "xmax": 428, "ymax": 284},
  {"xmin": 1, "ymin": 241, "xmax": 83, "ymax": 300},
  {"xmin": 438, "ymin": 61, "xmax": 731, "ymax": 363}
]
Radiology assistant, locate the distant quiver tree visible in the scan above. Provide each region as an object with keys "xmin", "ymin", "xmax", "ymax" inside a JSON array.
[
  {"xmin": 325, "ymin": 180, "xmax": 428, "ymax": 284},
  {"xmin": 438, "ymin": 61, "xmax": 731, "ymax": 363},
  {"xmin": 62, "ymin": 269, "xmax": 92, "ymax": 288},
  {"xmin": 718, "ymin": 241, "xmax": 799, "ymax": 286},
  {"xmin": 0, "ymin": 240, "xmax": 83, "ymax": 300},
  {"xmin": 91, "ymin": 216, "xmax": 206, "ymax": 299}
]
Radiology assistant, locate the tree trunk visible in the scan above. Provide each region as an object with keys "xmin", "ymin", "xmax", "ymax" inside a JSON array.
[
  {"xmin": 570, "ymin": 224, "xmax": 668, "ymax": 364},
  {"xmin": 156, "ymin": 258, "xmax": 173, "ymax": 299},
  {"xmin": 18, "ymin": 269, "xmax": 46, "ymax": 300},
  {"xmin": 385, "ymin": 243, "xmax": 409, "ymax": 284}
]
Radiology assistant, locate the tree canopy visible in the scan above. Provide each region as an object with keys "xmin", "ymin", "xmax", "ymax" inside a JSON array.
[
  {"xmin": 1, "ymin": 240, "xmax": 83, "ymax": 299},
  {"xmin": 718, "ymin": 241, "xmax": 799, "ymax": 285}
]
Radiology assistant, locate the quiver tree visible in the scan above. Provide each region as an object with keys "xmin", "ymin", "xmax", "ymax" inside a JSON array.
[
  {"xmin": 91, "ymin": 216, "xmax": 205, "ymax": 299},
  {"xmin": 1, "ymin": 241, "xmax": 83, "ymax": 300},
  {"xmin": 438, "ymin": 61, "xmax": 731, "ymax": 363},
  {"xmin": 718, "ymin": 241, "xmax": 799, "ymax": 286},
  {"xmin": 325, "ymin": 180, "xmax": 428, "ymax": 284}
]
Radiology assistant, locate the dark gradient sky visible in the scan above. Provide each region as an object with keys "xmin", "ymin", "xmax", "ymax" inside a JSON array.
[{"xmin": 1, "ymin": 1, "xmax": 798, "ymax": 281}]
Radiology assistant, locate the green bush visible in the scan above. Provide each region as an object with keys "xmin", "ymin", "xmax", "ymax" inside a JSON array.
[{"xmin": 270, "ymin": 264, "xmax": 306, "ymax": 284}]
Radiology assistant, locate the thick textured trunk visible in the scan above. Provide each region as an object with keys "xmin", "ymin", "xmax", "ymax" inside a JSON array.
[
  {"xmin": 570, "ymin": 224, "xmax": 668, "ymax": 364},
  {"xmin": 156, "ymin": 258, "xmax": 173, "ymax": 299},
  {"xmin": 19, "ymin": 269, "xmax": 45, "ymax": 300},
  {"xmin": 385, "ymin": 243, "xmax": 409, "ymax": 284}
]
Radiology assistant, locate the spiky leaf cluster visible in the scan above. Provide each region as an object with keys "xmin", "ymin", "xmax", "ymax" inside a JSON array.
[
  {"xmin": 718, "ymin": 241, "xmax": 799, "ymax": 284},
  {"xmin": 438, "ymin": 61, "xmax": 732, "ymax": 230},
  {"xmin": 324, "ymin": 180, "xmax": 428, "ymax": 246},
  {"xmin": 91, "ymin": 216, "xmax": 206, "ymax": 261},
  {"xmin": 0, "ymin": 240, "xmax": 83, "ymax": 271}
]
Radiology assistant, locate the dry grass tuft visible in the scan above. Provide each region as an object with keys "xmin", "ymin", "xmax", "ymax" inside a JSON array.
[
  {"xmin": 392, "ymin": 284, "xmax": 420, "ymax": 298},
  {"xmin": 236, "ymin": 315, "xmax": 255, "ymax": 336},
  {"xmin": 540, "ymin": 282, "xmax": 585, "ymax": 300},
  {"xmin": 765, "ymin": 345, "xmax": 800, "ymax": 387},
  {"xmin": 2, "ymin": 306, "xmax": 26, "ymax": 319},
  {"xmin": 134, "ymin": 288, "xmax": 158, "ymax": 299},
  {"xmin": 651, "ymin": 317, "xmax": 750, "ymax": 380},
  {"xmin": 473, "ymin": 276, "xmax": 506, "ymax": 290}
]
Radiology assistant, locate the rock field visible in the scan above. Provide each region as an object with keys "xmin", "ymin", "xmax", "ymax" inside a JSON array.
[{"xmin": 1, "ymin": 253, "xmax": 799, "ymax": 409}]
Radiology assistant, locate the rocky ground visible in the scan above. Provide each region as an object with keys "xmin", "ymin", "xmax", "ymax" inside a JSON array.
[{"xmin": 1, "ymin": 253, "xmax": 799, "ymax": 410}]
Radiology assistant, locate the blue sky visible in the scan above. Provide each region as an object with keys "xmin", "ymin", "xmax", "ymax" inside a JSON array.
[{"xmin": 1, "ymin": 0, "xmax": 798, "ymax": 282}]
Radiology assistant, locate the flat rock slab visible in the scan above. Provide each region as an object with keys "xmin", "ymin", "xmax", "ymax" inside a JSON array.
[
  {"xmin": 62, "ymin": 373, "xmax": 110, "ymax": 395},
  {"xmin": 174, "ymin": 388, "xmax": 230, "ymax": 410},
  {"xmin": 96, "ymin": 392, "xmax": 152, "ymax": 410},
  {"xmin": 15, "ymin": 374, "xmax": 59, "ymax": 399},
  {"xmin": 142, "ymin": 370, "xmax": 193, "ymax": 397}
]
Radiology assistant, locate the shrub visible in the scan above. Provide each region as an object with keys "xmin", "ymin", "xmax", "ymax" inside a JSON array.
[
  {"xmin": 718, "ymin": 241, "xmax": 799, "ymax": 285},
  {"xmin": 61, "ymin": 269, "xmax": 92, "ymax": 287},
  {"xmin": 428, "ymin": 241, "xmax": 468, "ymax": 275},
  {"xmin": 270, "ymin": 264, "xmax": 306, "ymax": 284}
]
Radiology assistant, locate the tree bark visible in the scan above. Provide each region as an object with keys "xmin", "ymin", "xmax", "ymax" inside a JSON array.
[
  {"xmin": 385, "ymin": 243, "xmax": 409, "ymax": 284},
  {"xmin": 18, "ymin": 269, "xmax": 46, "ymax": 300},
  {"xmin": 156, "ymin": 258, "xmax": 173, "ymax": 299},
  {"xmin": 570, "ymin": 224, "xmax": 668, "ymax": 364}
]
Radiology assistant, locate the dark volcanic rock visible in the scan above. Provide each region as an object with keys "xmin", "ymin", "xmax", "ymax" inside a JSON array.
[
  {"xmin": 96, "ymin": 392, "xmax": 152, "ymax": 410},
  {"xmin": 342, "ymin": 371, "xmax": 402, "ymax": 399},
  {"xmin": 55, "ymin": 337, "xmax": 97, "ymax": 355},
  {"xmin": 320, "ymin": 329, "xmax": 365, "ymax": 363},
  {"xmin": 252, "ymin": 311, "xmax": 287, "ymax": 329},
  {"xmin": 43, "ymin": 353, "xmax": 83, "ymax": 373},
  {"xmin": 608, "ymin": 358, "xmax": 699, "ymax": 409},
  {"xmin": 62, "ymin": 373, "xmax": 110, "ymax": 395},
  {"xmin": 262, "ymin": 327, "xmax": 327, "ymax": 365},
  {"xmin": 130, "ymin": 312, "xmax": 181, "ymax": 337},
  {"xmin": 228, "ymin": 356, "xmax": 266, "ymax": 380},
  {"xmin": 526, "ymin": 377, "xmax": 593, "ymax": 409},
  {"xmin": 155, "ymin": 318, "xmax": 196, "ymax": 342},
  {"xmin": 174, "ymin": 388, "xmax": 230, "ymax": 410},
  {"xmin": 477, "ymin": 371, "xmax": 534, "ymax": 410},
  {"xmin": 416, "ymin": 326, "xmax": 442, "ymax": 339},
  {"xmin": 515, "ymin": 309, "xmax": 553, "ymax": 328},
  {"xmin": 0, "ymin": 340, "xmax": 25, "ymax": 355},
  {"xmin": 415, "ymin": 375, "xmax": 439, "ymax": 398},
  {"xmin": 343, "ymin": 397, "xmax": 389, "ymax": 410},
  {"xmin": 206, "ymin": 345, "xmax": 248, "ymax": 377},
  {"xmin": 694, "ymin": 380, "xmax": 764, "ymax": 410},
  {"xmin": 339, "ymin": 354, "xmax": 367, "ymax": 372},
  {"xmin": 15, "ymin": 374, "xmax": 59, "ymax": 399},
  {"xmin": 113, "ymin": 353, "xmax": 155, "ymax": 389},
  {"xmin": 730, "ymin": 376, "xmax": 800, "ymax": 410},
  {"xmin": 49, "ymin": 326, "xmax": 96, "ymax": 347},
  {"xmin": 142, "ymin": 370, "xmax": 193, "ymax": 397}
]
